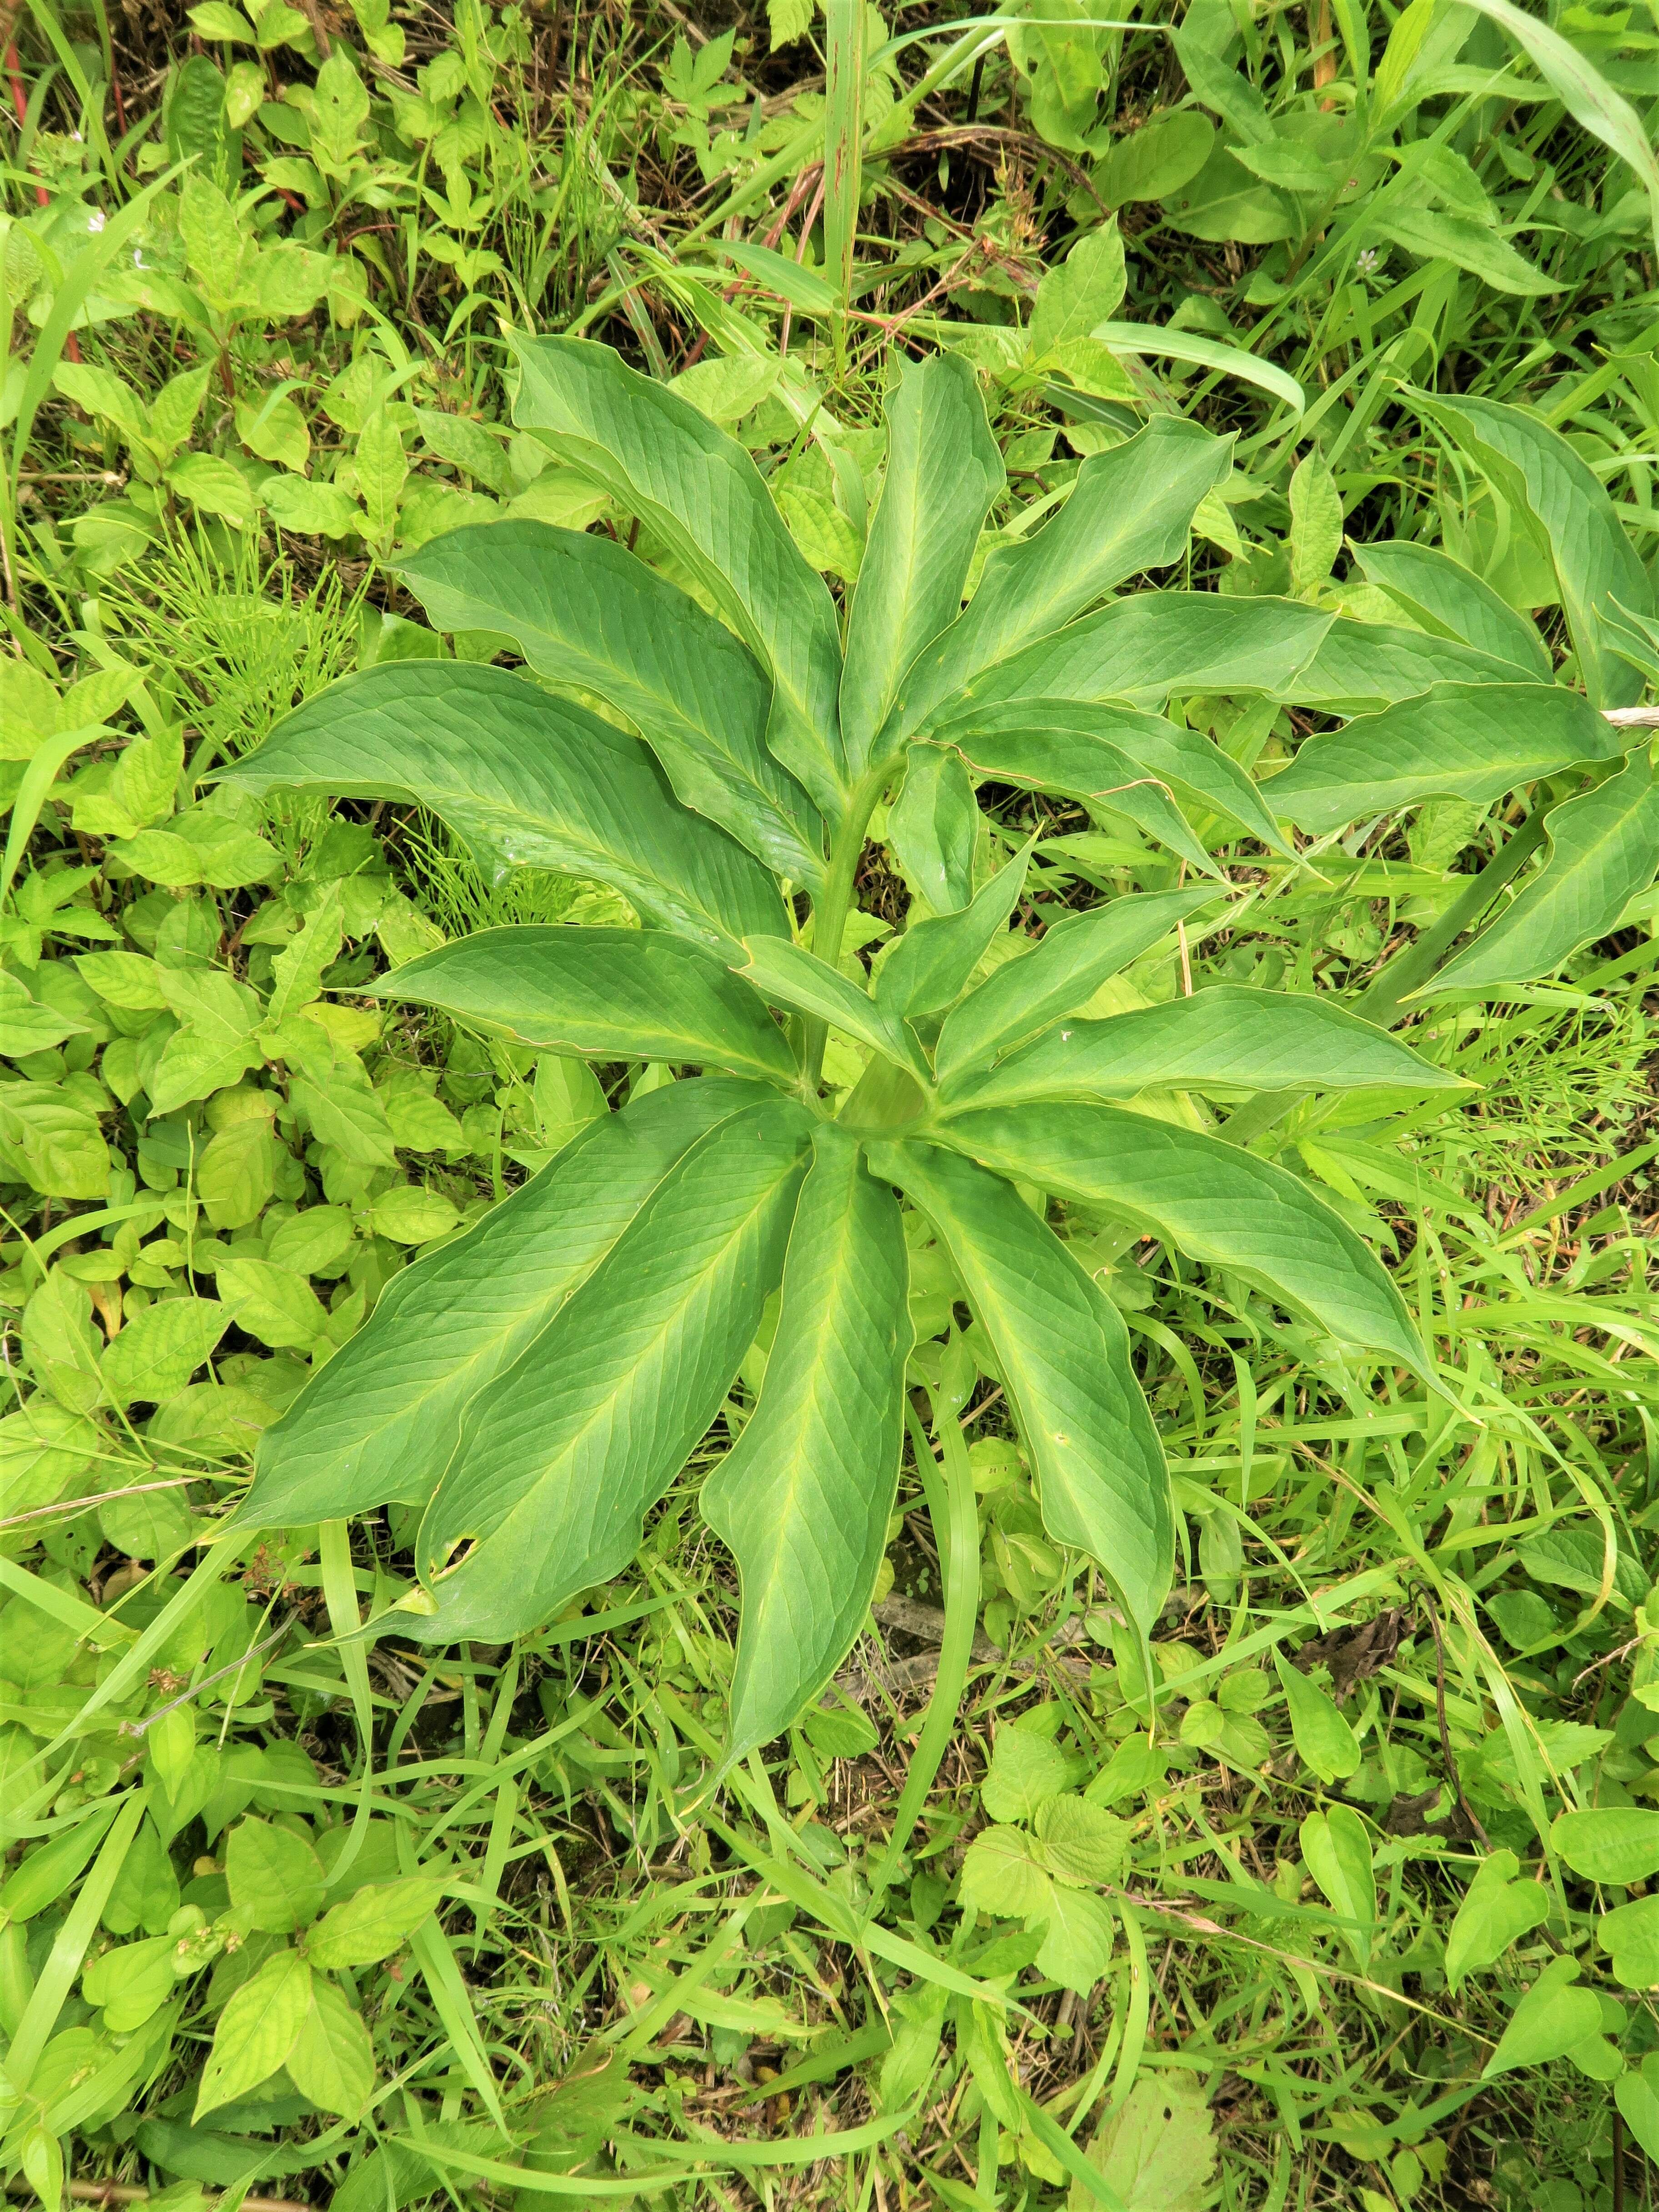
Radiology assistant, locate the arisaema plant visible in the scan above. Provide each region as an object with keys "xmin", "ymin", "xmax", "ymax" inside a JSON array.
[{"xmin": 227, "ymin": 338, "xmax": 1658, "ymax": 1758}]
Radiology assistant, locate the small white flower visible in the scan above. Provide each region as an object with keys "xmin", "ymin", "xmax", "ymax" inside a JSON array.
[
  {"xmin": 1355, "ymin": 246, "xmax": 1379, "ymax": 275},
  {"xmin": 87, "ymin": 209, "xmax": 105, "ymax": 232}
]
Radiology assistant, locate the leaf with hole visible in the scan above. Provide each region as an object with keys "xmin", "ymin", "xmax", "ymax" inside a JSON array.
[
  {"xmin": 237, "ymin": 1078, "xmax": 773, "ymax": 1530},
  {"xmin": 406, "ymin": 1100, "xmax": 811, "ymax": 1640}
]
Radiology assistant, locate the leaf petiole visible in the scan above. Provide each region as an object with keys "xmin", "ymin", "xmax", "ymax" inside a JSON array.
[{"xmin": 800, "ymin": 752, "xmax": 906, "ymax": 1091}]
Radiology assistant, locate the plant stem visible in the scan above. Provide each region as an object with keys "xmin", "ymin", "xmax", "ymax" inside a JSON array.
[
  {"xmin": 1221, "ymin": 806, "xmax": 1550, "ymax": 1147},
  {"xmin": 1352, "ymin": 805, "xmax": 1548, "ymax": 1028},
  {"xmin": 865, "ymin": 1392, "xmax": 980, "ymax": 1915},
  {"xmin": 802, "ymin": 757, "xmax": 894, "ymax": 1090}
]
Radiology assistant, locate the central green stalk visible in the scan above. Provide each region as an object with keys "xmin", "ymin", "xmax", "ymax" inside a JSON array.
[{"xmin": 801, "ymin": 756, "xmax": 897, "ymax": 1090}]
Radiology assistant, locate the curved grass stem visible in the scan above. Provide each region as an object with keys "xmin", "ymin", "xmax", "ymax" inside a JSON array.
[{"xmin": 865, "ymin": 1389, "xmax": 981, "ymax": 1916}]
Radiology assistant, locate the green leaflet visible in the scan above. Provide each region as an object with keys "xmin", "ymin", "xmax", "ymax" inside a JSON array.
[
  {"xmin": 875, "ymin": 836, "xmax": 1033, "ymax": 1017},
  {"xmin": 1299, "ymin": 1805, "xmax": 1375, "ymax": 1970},
  {"xmin": 1443, "ymin": 1849, "xmax": 1548, "ymax": 1990},
  {"xmin": 932, "ymin": 698, "xmax": 1292, "ymax": 855},
  {"xmin": 1598, "ymin": 1894, "xmax": 1659, "ymax": 1992},
  {"xmin": 889, "ymin": 417, "xmax": 1232, "ymax": 742},
  {"xmin": 1428, "ymin": 752, "xmax": 1659, "ymax": 995},
  {"xmin": 1353, "ymin": 541, "xmax": 1553, "ymax": 679},
  {"xmin": 887, "ymin": 744, "xmax": 978, "ymax": 913},
  {"xmin": 370, "ymin": 927, "xmax": 797, "ymax": 1085},
  {"xmin": 195, "ymin": 1951, "xmax": 313, "ymax": 2122},
  {"xmin": 397, "ymin": 521, "xmax": 824, "ymax": 887},
  {"xmin": 1553, "ymin": 1806, "xmax": 1659, "ymax": 1884},
  {"xmin": 702, "ymin": 1125, "xmax": 910, "ymax": 1757},
  {"xmin": 937, "ymin": 727, "xmax": 1216, "ymax": 878},
  {"xmin": 839, "ymin": 356, "xmax": 1004, "ymax": 774},
  {"xmin": 1279, "ymin": 617, "xmax": 1534, "ymax": 712},
  {"xmin": 927, "ymin": 1102, "xmax": 1426, "ymax": 1370},
  {"xmin": 236, "ymin": 1078, "xmax": 775, "ymax": 1529},
  {"xmin": 935, "ymin": 888, "xmax": 1222, "ymax": 1081},
  {"xmin": 1372, "ymin": 207, "xmax": 1559, "ymax": 296},
  {"xmin": 733, "ymin": 935, "xmax": 933, "ymax": 1085},
  {"xmin": 304, "ymin": 1876, "xmax": 446, "ymax": 1970},
  {"xmin": 286, "ymin": 1972, "xmax": 375, "ymax": 2120},
  {"xmin": 937, "ymin": 985, "xmax": 1464, "ymax": 1112},
  {"xmin": 1421, "ymin": 392, "xmax": 1654, "ymax": 710},
  {"xmin": 1267, "ymin": 684, "xmax": 1621, "ymax": 833},
  {"xmin": 221, "ymin": 664, "xmax": 787, "ymax": 952},
  {"xmin": 1482, "ymin": 1956, "xmax": 1603, "ymax": 2078},
  {"xmin": 919, "ymin": 592, "xmax": 1333, "ymax": 729},
  {"xmin": 880, "ymin": 1140, "xmax": 1171, "ymax": 1630},
  {"xmin": 408, "ymin": 1099, "xmax": 812, "ymax": 1640},
  {"xmin": 508, "ymin": 334, "xmax": 848, "ymax": 815},
  {"xmin": 1274, "ymin": 1651, "xmax": 1361, "ymax": 1784}
]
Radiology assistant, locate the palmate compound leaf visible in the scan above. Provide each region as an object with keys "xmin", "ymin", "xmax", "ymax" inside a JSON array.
[
  {"xmin": 874, "ymin": 1140, "xmax": 1172, "ymax": 1631},
  {"xmin": 221, "ymin": 664, "xmax": 787, "ymax": 953},
  {"xmin": 701, "ymin": 1124, "xmax": 911, "ymax": 1757},
  {"xmin": 1420, "ymin": 391, "xmax": 1655, "ymax": 712},
  {"xmin": 927, "ymin": 1105, "xmax": 1427, "ymax": 1372},
  {"xmin": 935, "ymin": 889, "xmax": 1225, "ymax": 1084},
  {"xmin": 1428, "ymin": 751, "xmax": 1659, "ymax": 996},
  {"xmin": 886, "ymin": 416, "xmax": 1232, "ymax": 744},
  {"xmin": 1266, "ymin": 682, "xmax": 1624, "ymax": 834},
  {"xmin": 235, "ymin": 1077, "xmax": 777, "ymax": 1529},
  {"xmin": 930, "ymin": 697, "xmax": 1292, "ymax": 856},
  {"xmin": 405, "ymin": 1097, "xmax": 813, "ymax": 1641},
  {"xmin": 397, "ymin": 521, "xmax": 825, "ymax": 888},
  {"xmin": 509, "ymin": 334, "xmax": 848, "ymax": 816},
  {"xmin": 936, "ymin": 985, "xmax": 1466, "ymax": 1115},
  {"xmin": 838, "ymin": 354, "xmax": 1005, "ymax": 776},
  {"xmin": 367, "ymin": 928, "xmax": 798, "ymax": 1085}
]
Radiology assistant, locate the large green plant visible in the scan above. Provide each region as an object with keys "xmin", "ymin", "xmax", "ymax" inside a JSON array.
[{"xmin": 229, "ymin": 339, "xmax": 1656, "ymax": 1756}]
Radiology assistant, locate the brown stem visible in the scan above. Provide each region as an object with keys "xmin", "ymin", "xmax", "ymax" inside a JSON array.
[{"xmin": 1423, "ymin": 1595, "xmax": 1489, "ymax": 1849}]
